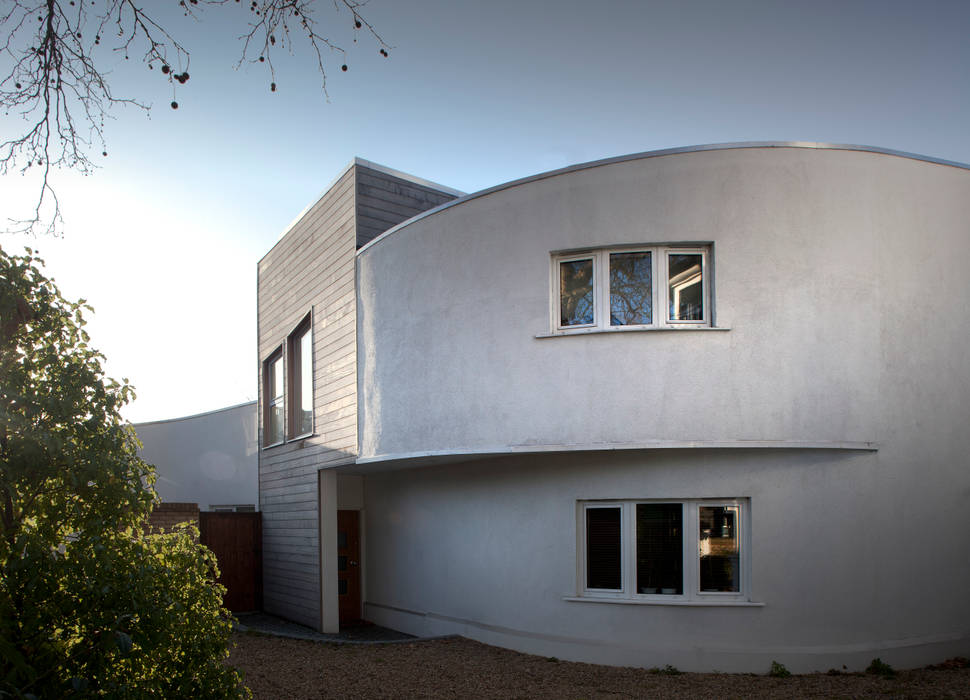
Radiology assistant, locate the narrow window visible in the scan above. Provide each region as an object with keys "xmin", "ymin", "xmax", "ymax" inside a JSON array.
[
  {"xmin": 288, "ymin": 316, "xmax": 313, "ymax": 438},
  {"xmin": 668, "ymin": 253, "xmax": 704, "ymax": 321},
  {"xmin": 698, "ymin": 505, "xmax": 741, "ymax": 592},
  {"xmin": 586, "ymin": 506, "xmax": 622, "ymax": 590},
  {"xmin": 610, "ymin": 251, "xmax": 652, "ymax": 325},
  {"xmin": 636, "ymin": 503, "xmax": 683, "ymax": 595},
  {"xmin": 560, "ymin": 258, "xmax": 595, "ymax": 327},
  {"xmin": 264, "ymin": 350, "xmax": 284, "ymax": 445}
]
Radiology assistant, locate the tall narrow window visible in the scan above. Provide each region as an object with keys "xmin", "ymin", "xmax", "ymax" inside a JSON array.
[
  {"xmin": 288, "ymin": 316, "xmax": 313, "ymax": 438},
  {"xmin": 264, "ymin": 349, "xmax": 284, "ymax": 446},
  {"xmin": 668, "ymin": 252, "xmax": 704, "ymax": 321},
  {"xmin": 636, "ymin": 503, "xmax": 683, "ymax": 595},
  {"xmin": 560, "ymin": 258, "xmax": 595, "ymax": 327},
  {"xmin": 585, "ymin": 506, "xmax": 622, "ymax": 590},
  {"xmin": 698, "ymin": 505, "xmax": 740, "ymax": 593},
  {"xmin": 610, "ymin": 251, "xmax": 652, "ymax": 325}
]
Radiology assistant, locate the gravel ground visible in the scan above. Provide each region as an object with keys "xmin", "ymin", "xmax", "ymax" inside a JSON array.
[{"xmin": 229, "ymin": 633, "xmax": 970, "ymax": 699}]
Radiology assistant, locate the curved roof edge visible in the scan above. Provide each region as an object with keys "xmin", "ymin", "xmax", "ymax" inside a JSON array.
[
  {"xmin": 356, "ymin": 141, "xmax": 970, "ymax": 257},
  {"xmin": 131, "ymin": 400, "xmax": 256, "ymax": 428}
]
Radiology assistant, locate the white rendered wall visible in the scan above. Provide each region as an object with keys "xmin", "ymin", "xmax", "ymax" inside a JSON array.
[
  {"xmin": 357, "ymin": 146, "xmax": 970, "ymax": 460},
  {"xmin": 135, "ymin": 401, "xmax": 258, "ymax": 509},
  {"xmin": 361, "ymin": 449, "xmax": 970, "ymax": 673},
  {"xmin": 355, "ymin": 146, "xmax": 970, "ymax": 671}
]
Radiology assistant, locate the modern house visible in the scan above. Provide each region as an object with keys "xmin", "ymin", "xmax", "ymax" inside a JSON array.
[{"xmin": 257, "ymin": 144, "xmax": 970, "ymax": 672}]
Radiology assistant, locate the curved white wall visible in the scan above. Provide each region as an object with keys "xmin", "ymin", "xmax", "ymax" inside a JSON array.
[
  {"xmin": 135, "ymin": 401, "xmax": 258, "ymax": 509},
  {"xmin": 357, "ymin": 146, "xmax": 970, "ymax": 461},
  {"xmin": 355, "ymin": 145, "xmax": 970, "ymax": 671}
]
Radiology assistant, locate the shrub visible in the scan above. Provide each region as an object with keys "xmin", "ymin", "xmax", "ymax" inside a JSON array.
[
  {"xmin": 769, "ymin": 660, "xmax": 792, "ymax": 677},
  {"xmin": 866, "ymin": 657, "xmax": 896, "ymax": 678},
  {"xmin": 0, "ymin": 247, "xmax": 248, "ymax": 697}
]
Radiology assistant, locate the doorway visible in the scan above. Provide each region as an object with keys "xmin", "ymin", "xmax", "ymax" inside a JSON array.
[{"xmin": 336, "ymin": 509, "xmax": 361, "ymax": 625}]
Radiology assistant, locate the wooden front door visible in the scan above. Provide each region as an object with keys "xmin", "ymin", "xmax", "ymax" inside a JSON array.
[{"xmin": 337, "ymin": 510, "xmax": 361, "ymax": 625}]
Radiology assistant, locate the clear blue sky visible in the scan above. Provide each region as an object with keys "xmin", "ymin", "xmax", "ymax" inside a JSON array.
[{"xmin": 2, "ymin": 0, "xmax": 968, "ymax": 422}]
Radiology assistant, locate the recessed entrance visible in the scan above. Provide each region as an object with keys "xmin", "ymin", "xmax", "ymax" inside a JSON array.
[{"xmin": 337, "ymin": 509, "xmax": 361, "ymax": 626}]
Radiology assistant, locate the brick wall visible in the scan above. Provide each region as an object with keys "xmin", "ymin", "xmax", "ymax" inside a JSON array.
[{"xmin": 148, "ymin": 502, "xmax": 199, "ymax": 533}]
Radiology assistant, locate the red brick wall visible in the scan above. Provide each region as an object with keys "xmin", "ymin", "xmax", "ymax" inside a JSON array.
[{"xmin": 148, "ymin": 502, "xmax": 199, "ymax": 533}]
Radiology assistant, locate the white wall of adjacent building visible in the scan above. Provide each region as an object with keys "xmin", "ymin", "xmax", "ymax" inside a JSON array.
[{"xmin": 135, "ymin": 401, "xmax": 258, "ymax": 510}]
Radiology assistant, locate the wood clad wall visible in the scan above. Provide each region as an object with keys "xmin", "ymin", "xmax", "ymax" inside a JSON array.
[
  {"xmin": 355, "ymin": 165, "xmax": 458, "ymax": 249},
  {"xmin": 257, "ymin": 167, "xmax": 357, "ymax": 627},
  {"xmin": 257, "ymin": 162, "xmax": 457, "ymax": 629}
]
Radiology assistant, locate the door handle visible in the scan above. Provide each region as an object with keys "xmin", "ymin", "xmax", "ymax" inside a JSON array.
[{"xmin": 350, "ymin": 560, "xmax": 358, "ymax": 566}]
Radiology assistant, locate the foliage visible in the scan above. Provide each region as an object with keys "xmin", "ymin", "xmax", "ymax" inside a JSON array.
[
  {"xmin": 866, "ymin": 657, "xmax": 896, "ymax": 678},
  {"xmin": 0, "ymin": 0, "xmax": 389, "ymax": 235},
  {"xmin": 648, "ymin": 664, "xmax": 682, "ymax": 675},
  {"xmin": 768, "ymin": 660, "xmax": 791, "ymax": 678},
  {"xmin": 0, "ymin": 246, "xmax": 247, "ymax": 697}
]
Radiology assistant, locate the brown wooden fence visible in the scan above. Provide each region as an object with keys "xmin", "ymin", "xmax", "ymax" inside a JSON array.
[{"xmin": 199, "ymin": 512, "xmax": 263, "ymax": 613}]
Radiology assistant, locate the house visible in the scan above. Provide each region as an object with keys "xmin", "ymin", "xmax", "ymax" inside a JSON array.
[
  {"xmin": 135, "ymin": 401, "xmax": 258, "ymax": 515},
  {"xmin": 257, "ymin": 144, "xmax": 970, "ymax": 672}
]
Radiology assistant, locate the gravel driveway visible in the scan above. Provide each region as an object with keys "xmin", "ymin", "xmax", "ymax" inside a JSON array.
[{"xmin": 229, "ymin": 632, "xmax": 970, "ymax": 699}]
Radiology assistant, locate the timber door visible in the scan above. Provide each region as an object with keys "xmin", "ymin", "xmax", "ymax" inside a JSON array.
[
  {"xmin": 198, "ymin": 512, "xmax": 263, "ymax": 612},
  {"xmin": 337, "ymin": 510, "xmax": 361, "ymax": 625}
]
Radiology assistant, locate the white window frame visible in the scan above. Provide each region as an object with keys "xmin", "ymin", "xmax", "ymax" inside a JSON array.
[
  {"xmin": 552, "ymin": 245, "xmax": 711, "ymax": 332},
  {"xmin": 577, "ymin": 498, "xmax": 749, "ymax": 604}
]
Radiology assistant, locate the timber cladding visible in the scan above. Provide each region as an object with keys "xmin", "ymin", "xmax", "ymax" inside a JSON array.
[{"xmin": 257, "ymin": 162, "xmax": 457, "ymax": 629}]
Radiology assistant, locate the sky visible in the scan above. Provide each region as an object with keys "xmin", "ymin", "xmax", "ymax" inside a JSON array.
[{"xmin": 2, "ymin": 0, "xmax": 969, "ymax": 423}]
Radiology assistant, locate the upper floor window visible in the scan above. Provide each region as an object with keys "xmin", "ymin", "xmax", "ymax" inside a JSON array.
[
  {"xmin": 555, "ymin": 245, "xmax": 710, "ymax": 331},
  {"xmin": 287, "ymin": 315, "xmax": 313, "ymax": 439},
  {"xmin": 263, "ymin": 348, "xmax": 284, "ymax": 446}
]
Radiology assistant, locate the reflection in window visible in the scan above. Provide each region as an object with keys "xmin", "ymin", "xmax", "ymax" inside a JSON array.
[
  {"xmin": 560, "ymin": 258, "xmax": 595, "ymax": 326},
  {"xmin": 668, "ymin": 253, "xmax": 704, "ymax": 321},
  {"xmin": 699, "ymin": 505, "xmax": 740, "ymax": 592},
  {"xmin": 265, "ymin": 352, "xmax": 284, "ymax": 445},
  {"xmin": 586, "ymin": 507, "xmax": 622, "ymax": 590},
  {"xmin": 610, "ymin": 252, "xmax": 652, "ymax": 325},
  {"xmin": 290, "ymin": 321, "xmax": 313, "ymax": 438},
  {"xmin": 636, "ymin": 503, "xmax": 683, "ymax": 595}
]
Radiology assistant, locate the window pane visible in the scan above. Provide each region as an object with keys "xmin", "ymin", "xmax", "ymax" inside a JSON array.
[
  {"xmin": 299, "ymin": 329, "xmax": 313, "ymax": 435},
  {"xmin": 610, "ymin": 252, "xmax": 652, "ymax": 325},
  {"xmin": 699, "ymin": 505, "xmax": 740, "ymax": 592},
  {"xmin": 586, "ymin": 507, "xmax": 622, "ymax": 590},
  {"xmin": 636, "ymin": 504, "xmax": 683, "ymax": 594},
  {"xmin": 668, "ymin": 253, "xmax": 703, "ymax": 321},
  {"xmin": 269, "ymin": 403, "xmax": 284, "ymax": 444},
  {"xmin": 271, "ymin": 356, "xmax": 284, "ymax": 400},
  {"xmin": 560, "ymin": 259, "xmax": 594, "ymax": 326}
]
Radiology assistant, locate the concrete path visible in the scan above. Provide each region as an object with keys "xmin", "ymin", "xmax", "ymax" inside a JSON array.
[{"xmin": 234, "ymin": 612, "xmax": 428, "ymax": 644}]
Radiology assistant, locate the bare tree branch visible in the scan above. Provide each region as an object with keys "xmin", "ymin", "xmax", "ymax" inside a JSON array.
[{"xmin": 0, "ymin": 0, "xmax": 389, "ymax": 236}]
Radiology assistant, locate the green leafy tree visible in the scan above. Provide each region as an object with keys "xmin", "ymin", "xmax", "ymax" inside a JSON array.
[{"xmin": 0, "ymin": 245, "xmax": 247, "ymax": 697}]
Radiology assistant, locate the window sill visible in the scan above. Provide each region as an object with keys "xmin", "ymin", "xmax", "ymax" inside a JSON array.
[
  {"xmin": 536, "ymin": 326, "xmax": 730, "ymax": 339},
  {"xmin": 562, "ymin": 596, "xmax": 763, "ymax": 607},
  {"xmin": 262, "ymin": 433, "xmax": 315, "ymax": 451}
]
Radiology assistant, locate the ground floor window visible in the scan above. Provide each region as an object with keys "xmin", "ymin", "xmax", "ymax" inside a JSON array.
[{"xmin": 580, "ymin": 499, "xmax": 748, "ymax": 602}]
